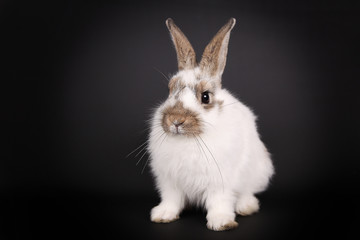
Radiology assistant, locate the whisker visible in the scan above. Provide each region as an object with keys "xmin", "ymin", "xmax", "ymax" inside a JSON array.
[
  {"xmin": 141, "ymin": 155, "xmax": 151, "ymax": 174},
  {"xmin": 145, "ymin": 118, "xmax": 162, "ymax": 125},
  {"xmin": 136, "ymin": 131, "xmax": 166, "ymax": 171},
  {"xmin": 198, "ymin": 135, "xmax": 224, "ymax": 192},
  {"xmin": 193, "ymin": 134, "xmax": 210, "ymax": 164},
  {"xmin": 136, "ymin": 150, "xmax": 148, "ymax": 166},
  {"xmin": 141, "ymin": 124, "xmax": 163, "ymax": 134},
  {"xmin": 153, "ymin": 67, "xmax": 170, "ymax": 85},
  {"xmin": 126, "ymin": 140, "xmax": 148, "ymax": 158},
  {"xmin": 154, "ymin": 131, "xmax": 167, "ymax": 145},
  {"xmin": 126, "ymin": 122, "xmax": 163, "ymax": 158},
  {"xmin": 199, "ymin": 120, "xmax": 215, "ymax": 129},
  {"xmin": 128, "ymin": 129, "xmax": 165, "ymax": 168},
  {"xmin": 141, "ymin": 131, "xmax": 167, "ymax": 174},
  {"xmin": 142, "ymin": 123, "xmax": 162, "ymax": 131},
  {"xmin": 192, "ymin": 135, "xmax": 202, "ymax": 156},
  {"xmin": 222, "ymin": 102, "xmax": 238, "ymax": 107},
  {"xmin": 134, "ymin": 143, "xmax": 148, "ymax": 158},
  {"xmin": 158, "ymin": 132, "xmax": 168, "ymax": 150},
  {"xmin": 150, "ymin": 128, "xmax": 166, "ymax": 140}
]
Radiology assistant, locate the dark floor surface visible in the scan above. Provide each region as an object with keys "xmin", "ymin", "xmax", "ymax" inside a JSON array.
[{"xmin": 1, "ymin": 188, "xmax": 358, "ymax": 240}]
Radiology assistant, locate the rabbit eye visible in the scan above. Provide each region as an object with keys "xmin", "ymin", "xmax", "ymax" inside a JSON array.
[{"xmin": 201, "ymin": 91, "xmax": 210, "ymax": 104}]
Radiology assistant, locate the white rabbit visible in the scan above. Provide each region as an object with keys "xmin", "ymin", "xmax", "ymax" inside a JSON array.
[{"xmin": 148, "ymin": 18, "xmax": 274, "ymax": 231}]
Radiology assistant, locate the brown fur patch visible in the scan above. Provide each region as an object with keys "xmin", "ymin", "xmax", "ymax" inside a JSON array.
[
  {"xmin": 218, "ymin": 221, "xmax": 239, "ymax": 231},
  {"xmin": 203, "ymin": 100, "xmax": 224, "ymax": 110},
  {"xmin": 168, "ymin": 77, "xmax": 187, "ymax": 97},
  {"xmin": 195, "ymin": 80, "xmax": 223, "ymax": 110},
  {"xmin": 166, "ymin": 18, "xmax": 197, "ymax": 70},
  {"xmin": 195, "ymin": 81, "xmax": 211, "ymax": 100},
  {"xmin": 168, "ymin": 77, "xmax": 179, "ymax": 95},
  {"xmin": 199, "ymin": 18, "xmax": 235, "ymax": 76},
  {"xmin": 152, "ymin": 215, "xmax": 179, "ymax": 223},
  {"xmin": 162, "ymin": 102, "xmax": 202, "ymax": 135}
]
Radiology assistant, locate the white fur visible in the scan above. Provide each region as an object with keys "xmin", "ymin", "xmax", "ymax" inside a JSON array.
[{"xmin": 148, "ymin": 67, "xmax": 274, "ymax": 231}]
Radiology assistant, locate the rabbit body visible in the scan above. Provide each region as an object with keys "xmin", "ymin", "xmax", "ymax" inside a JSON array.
[{"xmin": 148, "ymin": 18, "xmax": 274, "ymax": 231}]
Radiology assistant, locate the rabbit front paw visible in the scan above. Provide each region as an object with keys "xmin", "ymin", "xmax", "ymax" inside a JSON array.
[
  {"xmin": 206, "ymin": 212, "xmax": 238, "ymax": 231},
  {"xmin": 150, "ymin": 204, "xmax": 180, "ymax": 223}
]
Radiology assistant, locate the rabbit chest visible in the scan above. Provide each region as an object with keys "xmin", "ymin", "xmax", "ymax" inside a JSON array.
[{"xmin": 151, "ymin": 135, "xmax": 225, "ymax": 193}]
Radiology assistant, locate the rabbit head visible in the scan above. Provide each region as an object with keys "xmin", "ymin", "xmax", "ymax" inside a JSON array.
[{"xmin": 159, "ymin": 18, "xmax": 236, "ymax": 136}]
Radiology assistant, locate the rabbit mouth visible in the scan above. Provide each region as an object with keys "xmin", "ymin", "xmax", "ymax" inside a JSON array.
[
  {"xmin": 169, "ymin": 122, "xmax": 185, "ymax": 135},
  {"xmin": 161, "ymin": 102, "xmax": 202, "ymax": 136}
]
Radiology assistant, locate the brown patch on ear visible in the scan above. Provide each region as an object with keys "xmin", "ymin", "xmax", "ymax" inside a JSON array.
[
  {"xmin": 166, "ymin": 18, "xmax": 197, "ymax": 71},
  {"xmin": 199, "ymin": 18, "xmax": 236, "ymax": 77},
  {"xmin": 162, "ymin": 102, "xmax": 202, "ymax": 135}
]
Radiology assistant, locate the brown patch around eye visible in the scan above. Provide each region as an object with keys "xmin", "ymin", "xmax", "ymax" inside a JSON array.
[
  {"xmin": 161, "ymin": 102, "xmax": 202, "ymax": 136},
  {"xmin": 195, "ymin": 81, "xmax": 222, "ymax": 110},
  {"xmin": 203, "ymin": 100, "xmax": 223, "ymax": 110},
  {"xmin": 195, "ymin": 81, "xmax": 208, "ymax": 101}
]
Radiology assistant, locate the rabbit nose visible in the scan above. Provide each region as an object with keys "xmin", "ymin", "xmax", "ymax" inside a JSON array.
[{"xmin": 173, "ymin": 120, "xmax": 184, "ymax": 128}]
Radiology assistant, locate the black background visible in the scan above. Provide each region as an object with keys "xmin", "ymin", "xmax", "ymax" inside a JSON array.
[{"xmin": 2, "ymin": 0, "xmax": 359, "ymax": 239}]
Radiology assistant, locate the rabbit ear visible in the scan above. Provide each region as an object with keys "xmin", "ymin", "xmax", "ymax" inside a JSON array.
[
  {"xmin": 166, "ymin": 18, "xmax": 197, "ymax": 71},
  {"xmin": 199, "ymin": 18, "xmax": 236, "ymax": 78}
]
